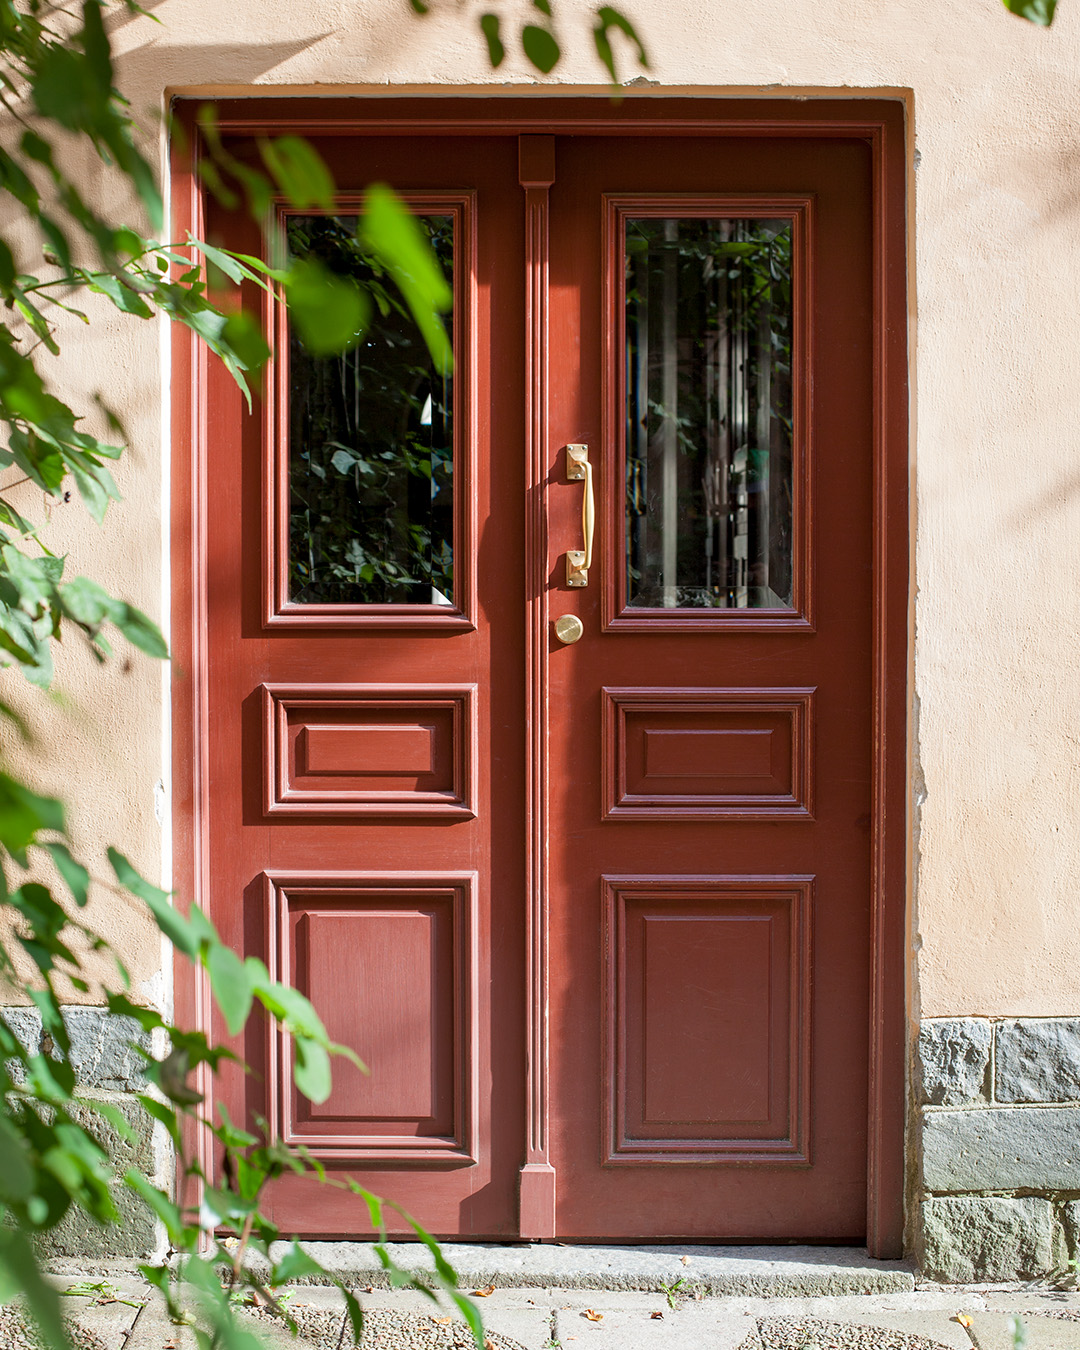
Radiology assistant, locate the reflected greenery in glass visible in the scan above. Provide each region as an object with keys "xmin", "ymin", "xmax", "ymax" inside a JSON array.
[
  {"xmin": 287, "ymin": 214, "xmax": 454, "ymax": 606},
  {"xmin": 625, "ymin": 217, "xmax": 793, "ymax": 611}
]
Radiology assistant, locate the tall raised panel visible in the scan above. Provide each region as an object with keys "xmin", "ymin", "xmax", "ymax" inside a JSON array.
[
  {"xmin": 262, "ymin": 684, "xmax": 477, "ymax": 818},
  {"xmin": 602, "ymin": 875, "xmax": 812, "ymax": 1164},
  {"xmin": 265, "ymin": 871, "xmax": 478, "ymax": 1164},
  {"xmin": 602, "ymin": 688, "xmax": 814, "ymax": 820}
]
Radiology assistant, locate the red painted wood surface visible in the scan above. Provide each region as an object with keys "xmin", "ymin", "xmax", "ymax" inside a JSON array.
[
  {"xmin": 545, "ymin": 134, "xmax": 876, "ymax": 1240},
  {"xmin": 173, "ymin": 99, "xmax": 908, "ymax": 1250},
  {"xmin": 200, "ymin": 134, "xmax": 526, "ymax": 1237}
]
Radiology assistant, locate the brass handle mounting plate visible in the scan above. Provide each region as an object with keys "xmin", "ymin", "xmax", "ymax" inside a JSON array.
[{"xmin": 566, "ymin": 444, "xmax": 594, "ymax": 588}]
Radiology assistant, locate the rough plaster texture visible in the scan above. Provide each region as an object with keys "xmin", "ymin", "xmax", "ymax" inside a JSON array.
[{"xmin": 10, "ymin": 0, "xmax": 1080, "ymax": 1014}]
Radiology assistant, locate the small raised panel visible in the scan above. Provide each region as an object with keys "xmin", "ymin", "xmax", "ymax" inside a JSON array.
[
  {"xmin": 265, "ymin": 871, "xmax": 478, "ymax": 1164},
  {"xmin": 603, "ymin": 875, "xmax": 812, "ymax": 1165},
  {"xmin": 262, "ymin": 684, "xmax": 476, "ymax": 818},
  {"xmin": 603, "ymin": 687, "xmax": 813, "ymax": 821}
]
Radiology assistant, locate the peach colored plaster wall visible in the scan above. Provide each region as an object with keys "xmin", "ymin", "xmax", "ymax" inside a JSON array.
[{"xmin": 13, "ymin": 0, "xmax": 1080, "ymax": 1016}]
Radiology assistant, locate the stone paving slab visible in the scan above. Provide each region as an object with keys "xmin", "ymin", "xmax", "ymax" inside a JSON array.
[
  {"xmin": 33, "ymin": 1261, "xmax": 1080, "ymax": 1350},
  {"xmin": 54, "ymin": 1275, "xmax": 147, "ymax": 1350},
  {"xmin": 555, "ymin": 1300, "xmax": 755, "ymax": 1349},
  {"xmin": 965, "ymin": 1312, "xmax": 1080, "ymax": 1350}
]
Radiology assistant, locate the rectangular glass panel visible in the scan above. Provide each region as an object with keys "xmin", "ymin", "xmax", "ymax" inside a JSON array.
[
  {"xmin": 287, "ymin": 214, "xmax": 454, "ymax": 607},
  {"xmin": 625, "ymin": 217, "xmax": 793, "ymax": 611}
]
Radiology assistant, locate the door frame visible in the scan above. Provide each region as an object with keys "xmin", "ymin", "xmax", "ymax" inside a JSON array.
[{"xmin": 170, "ymin": 94, "xmax": 910, "ymax": 1258}]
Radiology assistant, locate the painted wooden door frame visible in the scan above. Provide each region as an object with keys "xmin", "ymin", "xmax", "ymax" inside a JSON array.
[{"xmin": 169, "ymin": 94, "xmax": 909, "ymax": 1258}]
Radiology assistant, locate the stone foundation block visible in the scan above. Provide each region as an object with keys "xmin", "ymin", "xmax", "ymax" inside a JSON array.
[
  {"xmin": 3, "ymin": 1005, "xmax": 152, "ymax": 1092},
  {"xmin": 917, "ymin": 1019, "xmax": 991, "ymax": 1106},
  {"xmin": 995, "ymin": 1019, "xmax": 1080, "ymax": 1103},
  {"xmin": 922, "ymin": 1105, "xmax": 1080, "ymax": 1191},
  {"xmin": 35, "ymin": 1097, "xmax": 160, "ymax": 1260},
  {"xmin": 919, "ymin": 1196, "xmax": 1058, "ymax": 1282}
]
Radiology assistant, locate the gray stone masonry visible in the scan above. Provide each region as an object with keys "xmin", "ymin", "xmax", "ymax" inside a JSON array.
[
  {"xmin": 4, "ymin": 1005, "xmax": 152, "ymax": 1092},
  {"xmin": 916, "ymin": 1016, "xmax": 1080, "ymax": 1282},
  {"xmin": 922, "ymin": 1105, "xmax": 1080, "ymax": 1192},
  {"xmin": 917, "ymin": 1020, "xmax": 991, "ymax": 1106},
  {"xmin": 2, "ymin": 1004, "xmax": 160, "ymax": 1260},
  {"xmin": 996, "ymin": 1019, "xmax": 1080, "ymax": 1103},
  {"xmin": 918, "ymin": 1197, "xmax": 1059, "ymax": 1283},
  {"xmin": 35, "ymin": 1097, "xmax": 158, "ymax": 1259}
]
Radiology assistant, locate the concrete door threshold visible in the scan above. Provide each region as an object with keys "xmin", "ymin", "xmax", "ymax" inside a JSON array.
[{"xmin": 266, "ymin": 1241, "xmax": 916, "ymax": 1297}]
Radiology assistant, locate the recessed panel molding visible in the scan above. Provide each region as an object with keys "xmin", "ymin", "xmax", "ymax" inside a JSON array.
[
  {"xmin": 602, "ymin": 874, "xmax": 813, "ymax": 1165},
  {"xmin": 265, "ymin": 870, "xmax": 478, "ymax": 1165},
  {"xmin": 263, "ymin": 683, "xmax": 477, "ymax": 819},
  {"xmin": 603, "ymin": 687, "xmax": 814, "ymax": 821}
]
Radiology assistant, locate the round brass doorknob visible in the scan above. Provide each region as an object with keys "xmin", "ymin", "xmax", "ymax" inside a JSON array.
[{"xmin": 553, "ymin": 614, "xmax": 584, "ymax": 645}]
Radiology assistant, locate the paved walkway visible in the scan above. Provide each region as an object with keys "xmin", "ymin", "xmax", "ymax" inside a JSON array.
[{"xmin": 33, "ymin": 1258, "xmax": 1080, "ymax": 1350}]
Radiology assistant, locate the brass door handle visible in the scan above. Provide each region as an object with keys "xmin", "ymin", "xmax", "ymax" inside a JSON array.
[{"xmin": 565, "ymin": 443, "xmax": 594, "ymax": 587}]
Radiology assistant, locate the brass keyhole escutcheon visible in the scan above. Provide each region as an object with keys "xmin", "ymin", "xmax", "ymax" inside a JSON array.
[{"xmin": 553, "ymin": 614, "xmax": 584, "ymax": 645}]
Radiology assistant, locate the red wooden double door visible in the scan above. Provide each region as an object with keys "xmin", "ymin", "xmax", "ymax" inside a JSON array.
[{"xmin": 188, "ymin": 100, "xmax": 904, "ymax": 1246}]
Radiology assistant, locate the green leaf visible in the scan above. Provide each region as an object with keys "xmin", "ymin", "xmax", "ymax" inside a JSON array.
[
  {"xmin": 66, "ymin": 460, "xmax": 120, "ymax": 524},
  {"xmin": 260, "ymin": 136, "xmax": 336, "ymax": 212},
  {"xmin": 0, "ymin": 500, "xmax": 35, "ymax": 536},
  {"xmin": 43, "ymin": 843, "xmax": 90, "ymax": 907},
  {"xmin": 449, "ymin": 1291, "xmax": 485, "ymax": 1347},
  {"xmin": 259, "ymin": 981, "xmax": 328, "ymax": 1041},
  {"xmin": 1002, "ymin": 0, "xmax": 1056, "ymax": 20},
  {"xmin": 87, "ymin": 273, "xmax": 153, "ymax": 319},
  {"xmin": 138, "ymin": 1095, "xmax": 181, "ymax": 1151},
  {"xmin": 86, "ymin": 1100, "xmax": 137, "ymax": 1146},
  {"xmin": 107, "ymin": 849, "xmax": 197, "ymax": 957},
  {"xmin": 0, "ymin": 1116, "xmax": 34, "ymax": 1200},
  {"xmin": 521, "ymin": 24, "xmax": 561, "ymax": 74},
  {"xmin": 0, "ymin": 772, "xmax": 65, "ymax": 859},
  {"xmin": 479, "ymin": 14, "xmax": 506, "ymax": 66},
  {"xmin": 108, "ymin": 601, "xmax": 168, "ymax": 659},
  {"xmin": 358, "ymin": 186, "xmax": 453, "ymax": 372},
  {"xmin": 292, "ymin": 1037, "xmax": 332, "ymax": 1104},
  {"xmin": 592, "ymin": 6, "xmax": 649, "ymax": 81},
  {"xmin": 270, "ymin": 1244, "xmax": 326, "ymax": 1285},
  {"xmin": 220, "ymin": 311, "xmax": 271, "ymax": 376},
  {"xmin": 286, "ymin": 257, "xmax": 369, "ymax": 356},
  {"xmin": 188, "ymin": 236, "xmax": 287, "ymax": 288},
  {"xmin": 206, "ymin": 941, "xmax": 253, "ymax": 1035}
]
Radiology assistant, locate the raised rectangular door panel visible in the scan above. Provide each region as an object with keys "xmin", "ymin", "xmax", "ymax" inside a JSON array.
[
  {"xmin": 262, "ymin": 684, "xmax": 477, "ymax": 817},
  {"xmin": 603, "ymin": 687, "xmax": 813, "ymax": 820},
  {"xmin": 266, "ymin": 872, "xmax": 477, "ymax": 1164},
  {"xmin": 603, "ymin": 875, "xmax": 812, "ymax": 1163}
]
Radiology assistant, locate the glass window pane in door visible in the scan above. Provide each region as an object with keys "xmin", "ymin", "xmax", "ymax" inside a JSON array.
[
  {"xmin": 625, "ymin": 217, "xmax": 793, "ymax": 611},
  {"xmin": 287, "ymin": 213, "xmax": 454, "ymax": 607}
]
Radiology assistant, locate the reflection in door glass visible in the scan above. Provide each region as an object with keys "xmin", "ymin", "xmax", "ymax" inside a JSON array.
[
  {"xmin": 625, "ymin": 218, "xmax": 793, "ymax": 610},
  {"xmin": 287, "ymin": 214, "xmax": 454, "ymax": 606}
]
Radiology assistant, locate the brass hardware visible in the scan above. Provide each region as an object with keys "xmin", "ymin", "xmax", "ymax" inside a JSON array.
[
  {"xmin": 565, "ymin": 444, "xmax": 594, "ymax": 587},
  {"xmin": 553, "ymin": 613, "xmax": 584, "ymax": 645}
]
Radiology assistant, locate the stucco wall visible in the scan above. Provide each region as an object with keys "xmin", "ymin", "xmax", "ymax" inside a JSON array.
[{"xmin": 14, "ymin": 0, "xmax": 1080, "ymax": 1025}]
